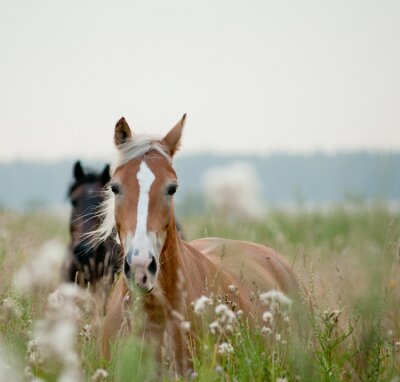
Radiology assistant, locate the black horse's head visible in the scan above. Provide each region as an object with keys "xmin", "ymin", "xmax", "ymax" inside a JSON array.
[{"xmin": 68, "ymin": 161, "xmax": 111, "ymax": 282}]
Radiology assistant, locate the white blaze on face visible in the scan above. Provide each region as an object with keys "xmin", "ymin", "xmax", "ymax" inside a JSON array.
[
  {"xmin": 126, "ymin": 161, "xmax": 157, "ymax": 265},
  {"xmin": 136, "ymin": 161, "xmax": 155, "ymax": 238}
]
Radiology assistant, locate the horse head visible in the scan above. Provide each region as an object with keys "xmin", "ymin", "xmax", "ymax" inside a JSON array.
[
  {"xmin": 97, "ymin": 115, "xmax": 185, "ymax": 292},
  {"xmin": 68, "ymin": 160, "xmax": 111, "ymax": 281}
]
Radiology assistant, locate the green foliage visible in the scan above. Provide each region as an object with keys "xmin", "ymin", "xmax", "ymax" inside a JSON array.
[
  {"xmin": 110, "ymin": 336, "xmax": 156, "ymax": 382},
  {"xmin": 0, "ymin": 204, "xmax": 399, "ymax": 381}
]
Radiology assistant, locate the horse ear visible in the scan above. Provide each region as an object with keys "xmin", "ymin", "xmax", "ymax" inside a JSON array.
[
  {"xmin": 163, "ymin": 114, "xmax": 186, "ymax": 157},
  {"xmin": 101, "ymin": 164, "xmax": 111, "ymax": 185},
  {"xmin": 73, "ymin": 161, "xmax": 84, "ymax": 180},
  {"xmin": 114, "ymin": 117, "xmax": 132, "ymax": 147}
]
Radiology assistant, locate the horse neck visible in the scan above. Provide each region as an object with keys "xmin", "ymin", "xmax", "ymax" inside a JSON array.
[{"xmin": 157, "ymin": 219, "xmax": 184, "ymax": 301}]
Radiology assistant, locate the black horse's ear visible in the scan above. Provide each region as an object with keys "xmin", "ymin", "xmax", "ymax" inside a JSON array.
[
  {"xmin": 73, "ymin": 161, "xmax": 84, "ymax": 180},
  {"xmin": 100, "ymin": 164, "xmax": 111, "ymax": 185},
  {"xmin": 114, "ymin": 117, "xmax": 132, "ymax": 147}
]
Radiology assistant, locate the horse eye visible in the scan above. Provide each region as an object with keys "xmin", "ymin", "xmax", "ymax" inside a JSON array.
[
  {"xmin": 111, "ymin": 184, "xmax": 120, "ymax": 195},
  {"xmin": 167, "ymin": 184, "xmax": 178, "ymax": 196},
  {"xmin": 71, "ymin": 199, "xmax": 78, "ymax": 207}
]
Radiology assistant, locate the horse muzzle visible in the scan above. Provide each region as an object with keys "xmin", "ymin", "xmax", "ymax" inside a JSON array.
[{"xmin": 123, "ymin": 254, "xmax": 157, "ymax": 293}]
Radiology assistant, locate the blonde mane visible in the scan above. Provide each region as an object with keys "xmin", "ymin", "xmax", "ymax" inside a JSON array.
[{"xmin": 90, "ymin": 135, "xmax": 171, "ymax": 246}]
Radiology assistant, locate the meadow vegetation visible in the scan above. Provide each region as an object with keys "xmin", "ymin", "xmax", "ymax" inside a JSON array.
[{"xmin": 0, "ymin": 203, "xmax": 399, "ymax": 381}]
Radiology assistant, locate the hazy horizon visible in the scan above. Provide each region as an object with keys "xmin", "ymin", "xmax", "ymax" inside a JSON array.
[{"xmin": 0, "ymin": 148, "xmax": 399, "ymax": 165}]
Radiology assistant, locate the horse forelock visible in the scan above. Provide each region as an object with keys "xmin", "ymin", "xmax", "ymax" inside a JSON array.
[{"xmin": 111, "ymin": 134, "xmax": 171, "ymax": 173}]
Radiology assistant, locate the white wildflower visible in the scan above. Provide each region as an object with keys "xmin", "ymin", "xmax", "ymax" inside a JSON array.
[
  {"xmin": 276, "ymin": 378, "xmax": 288, "ymax": 382},
  {"xmin": 215, "ymin": 304, "xmax": 236, "ymax": 324},
  {"xmin": 80, "ymin": 323, "xmax": 93, "ymax": 341},
  {"xmin": 180, "ymin": 321, "xmax": 191, "ymax": 333},
  {"xmin": 211, "ymin": 304, "xmax": 237, "ymax": 335},
  {"xmin": 228, "ymin": 284, "xmax": 237, "ymax": 293},
  {"xmin": 275, "ymin": 333, "xmax": 281, "ymax": 342},
  {"xmin": 13, "ymin": 239, "xmax": 65, "ymax": 293},
  {"xmin": 262, "ymin": 311, "xmax": 274, "ymax": 325},
  {"xmin": 283, "ymin": 315, "xmax": 290, "ymax": 323},
  {"xmin": 261, "ymin": 326, "xmax": 272, "ymax": 335},
  {"xmin": 209, "ymin": 321, "xmax": 220, "ymax": 334},
  {"xmin": 192, "ymin": 295, "xmax": 213, "ymax": 315},
  {"xmin": 23, "ymin": 366, "xmax": 34, "ymax": 380},
  {"xmin": 46, "ymin": 283, "xmax": 92, "ymax": 321},
  {"xmin": 215, "ymin": 304, "xmax": 229, "ymax": 315},
  {"xmin": 235, "ymin": 310, "xmax": 243, "ymax": 318},
  {"xmin": 218, "ymin": 342, "xmax": 234, "ymax": 355},
  {"xmin": 91, "ymin": 368, "xmax": 108, "ymax": 381},
  {"xmin": 0, "ymin": 297, "xmax": 22, "ymax": 320},
  {"xmin": 259, "ymin": 290, "xmax": 292, "ymax": 309},
  {"xmin": 35, "ymin": 319, "xmax": 78, "ymax": 369},
  {"xmin": 26, "ymin": 339, "xmax": 44, "ymax": 366},
  {"xmin": 27, "ymin": 283, "xmax": 90, "ymax": 381},
  {"xmin": 323, "ymin": 309, "xmax": 341, "ymax": 325}
]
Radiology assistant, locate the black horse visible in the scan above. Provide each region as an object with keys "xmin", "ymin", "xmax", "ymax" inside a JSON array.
[{"xmin": 65, "ymin": 161, "xmax": 122, "ymax": 286}]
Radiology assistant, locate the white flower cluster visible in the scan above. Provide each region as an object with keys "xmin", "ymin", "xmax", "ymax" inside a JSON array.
[
  {"xmin": 323, "ymin": 309, "xmax": 341, "ymax": 325},
  {"xmin": 228, "ymin": 284, "xmax": 237, "ymax": 293},
  {"xmin": 261, "ymin": 326, "xmax": 272, "ymax": 335},
  {"xmin": 259, "ymin": 290, "xmax": 292, "ymax": 310},
  {"xmin": 91, "ymin": 368, "xmax": 108, "ymax": 381},
  {"xmin": 209, "ymin": 304, "xmax": 237, "ymax": 335},
  {"xmin": 25, "ymin": 339, "xmax": 44, "ymax": 366},
  {"xmin": 192, "ymin": 295, "xmax": 213, "ymax": 315},
  {"xmin": 79, "ymin": 323, "xmax": 93, "ymax": 341},
  {"xmin": 27, "ymin": 283, "xmax": 93, "ymax": 382},
  {"xmin": 262, "ymin": 311, "xmax": 273, "ymax": 325},
  {"xmin": 218, "ymin": 342, "xmax": 234, "ymax": 355},
  {"xmin": 0, "ymin": 297, "xmax": 22, "ymax": 322},
  {"xmin": 259, "ymin": 290, "xmax": 292, "ymax": 340},
  {"xmin": 13, "ymin": 239, "xmax": 65, "ymax": 293},
  {"xmin": 180, "ymin": 321, "xmax": 191, "ymax": 333}
]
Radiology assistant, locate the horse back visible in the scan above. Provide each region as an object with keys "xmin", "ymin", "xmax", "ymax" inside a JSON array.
[{"xmin": 188, "ymin": 237, "xmax": 298, "ymax": 298}]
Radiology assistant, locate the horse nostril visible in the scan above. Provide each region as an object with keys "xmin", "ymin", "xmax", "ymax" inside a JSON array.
[
  {"xmin": 124, "ymin": 257, "xmax": 131, "ymax": 279},
  {"xmin": 142, "ymin": 274, "xmax": 147, "ymax": 284},
  {"xmin": 148, "ymin": 256, "xmax": 157, "ymax": 275}
]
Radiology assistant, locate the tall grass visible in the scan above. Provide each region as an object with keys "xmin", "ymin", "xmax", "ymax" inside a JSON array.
[{"xmin": 0, "ymin": 203, "xmax": 399, "ymax": 381}]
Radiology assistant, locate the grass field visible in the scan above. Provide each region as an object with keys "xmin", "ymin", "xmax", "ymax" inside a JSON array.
[{"xmin": 0, "ymin": 203, "xmax": 399, "ymax": 381}]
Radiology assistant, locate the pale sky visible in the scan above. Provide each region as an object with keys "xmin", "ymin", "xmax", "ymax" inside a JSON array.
[{"xmin": 0, "ymin": 0, "xmax": 399, "ymax": 161}]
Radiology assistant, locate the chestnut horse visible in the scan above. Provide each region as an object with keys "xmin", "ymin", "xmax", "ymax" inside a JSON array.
[
  {"xmin": 65, "ymin": 161, "xmax": 122, "ymax": 286},
  {"xmin": 98, "ymin": 116, "xmax": 299, "ymax": 374}
]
